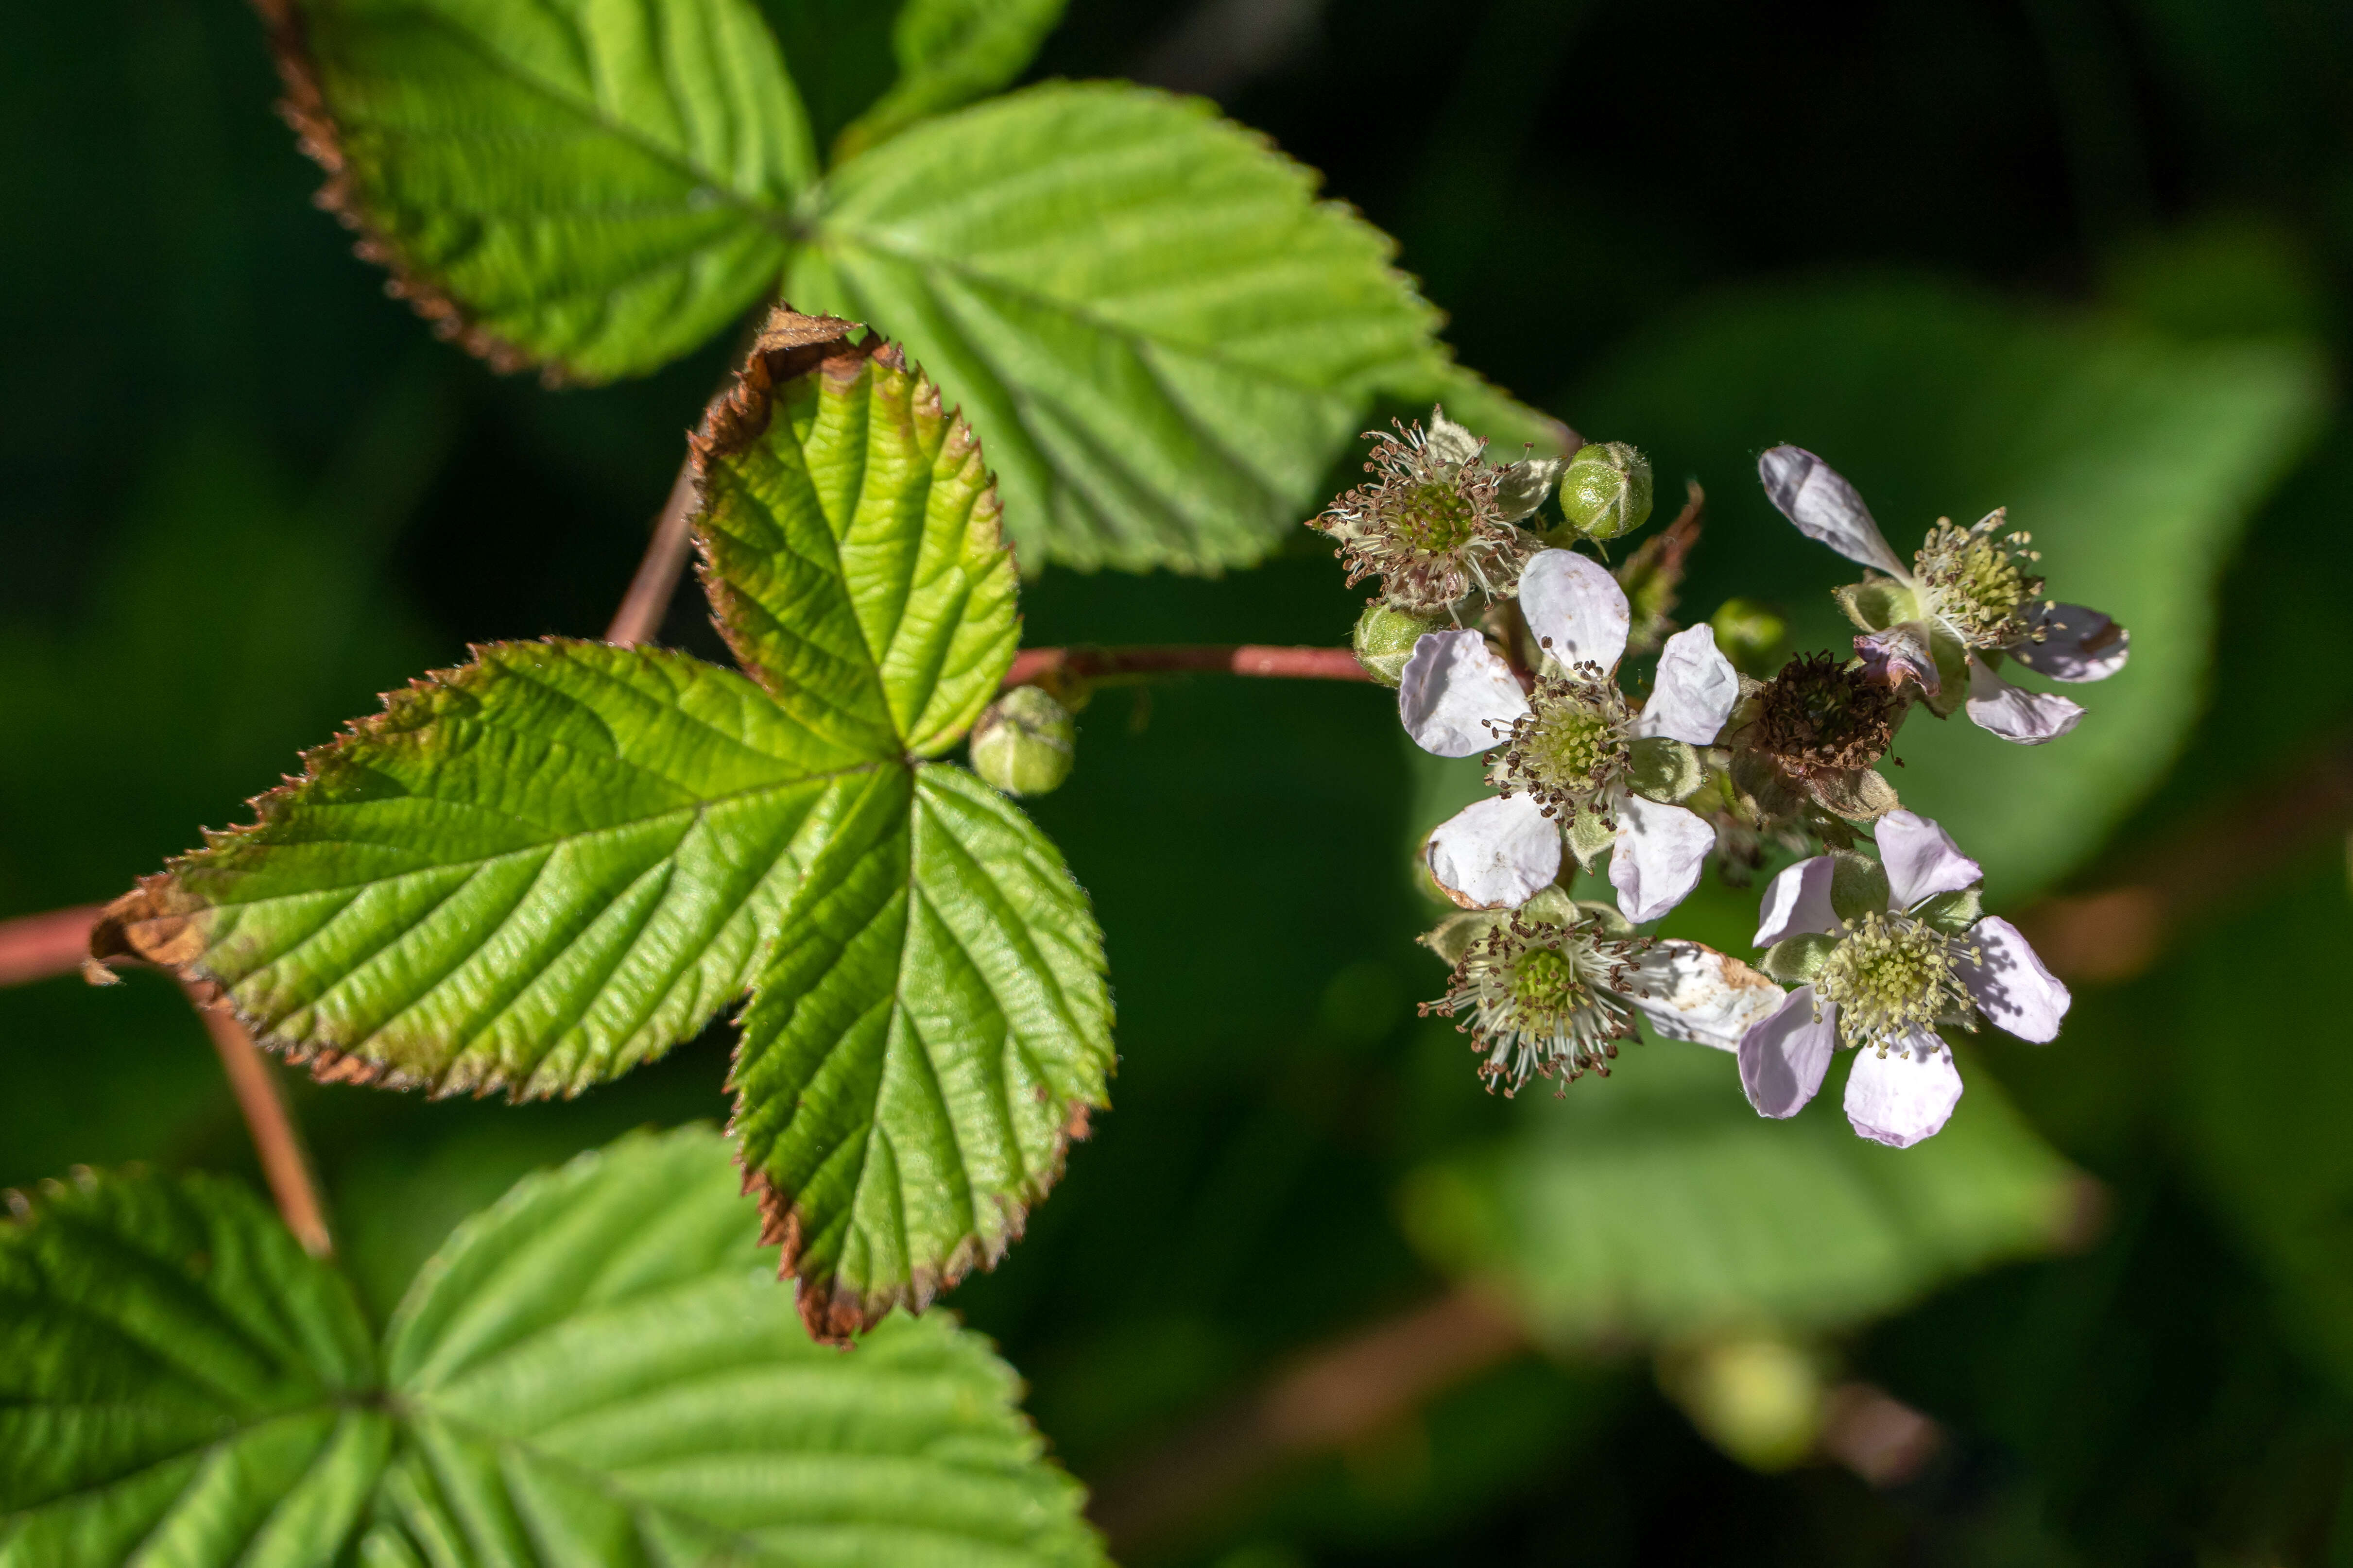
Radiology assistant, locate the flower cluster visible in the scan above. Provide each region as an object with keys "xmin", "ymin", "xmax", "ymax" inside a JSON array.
[{"xmin": 1313, "ymin": 417, "xmax": 2125, "ymax": 1145}]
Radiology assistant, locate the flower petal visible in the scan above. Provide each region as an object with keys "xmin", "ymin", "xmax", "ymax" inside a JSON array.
[
  {"xmin": 1638, "ymin": 624, "xmax": 1741, "ymax": 744},
  {"xmin": 1608, "ymin": 793, "xmax": 1714, "ymax": 923},
  {"xmin": 2009, "ymin": 602, "xmax": 2130, "ymax": 683},
  {"xmin": 1843, "ymin": 1030, "xmax": 1963, "ymax": 1147},
  {"xmin": 1965, "ymin": 661, "xmax": 2085, "ymax": 745},
  {"xmin": 1874, "ymin": 810, "xmax": 1982, "ymax": 909},
  {"xmin": 1757, "ymin": 446, "xmax": 1910, "ymax": 578},
  {"xmin": 1753, "ymin": 855, "xmax": 1839, "ymax": 946},
  {"xmin": 1519, "ymin": 548, "xmax": 1630, "ymax": 673},
  {"xmin": 1426, "ymin": 793, "xmax": 1561, "ymax": 909},
  {"xmin": 1629, "ymin": 942, "xmax": 1786, "ymax": 1052},
  {"xmin": 1399, "ymin": 630, "xmax": 1530, "ymax": 757},
  {"xmin": 1855, "ymin": 621, "xmax": 1941, "ymax": 700},
  {"xmin": 1958, "ymin": 916, "xmax": 2071, "ymax": 1043},
  {"xmin": 1737, "ymin": 986, "xmax": 1836, "ymax": 1118}
]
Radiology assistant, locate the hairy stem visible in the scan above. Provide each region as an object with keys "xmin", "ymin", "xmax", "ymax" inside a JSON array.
[
  {"xmin": 1003, "ymin": 644, "xmax": 1374, "ymax": 689},
  {"xmin": 182, "ymin": 982, "xmax": 334, "ymax": 1257},
  {"xmin": 604, "ymin": 457, "xmax": 701, "ymax": 647}
]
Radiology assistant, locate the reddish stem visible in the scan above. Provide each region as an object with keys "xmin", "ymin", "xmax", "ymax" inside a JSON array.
[
  {"xmin": 1002, "ymin": 644, "xmax": 1373, "ymax": 689},
  {"xmin": 604, "ymin": 458, "xmax": 701, "ymax": 647},
  {"xmin": 182, "ymin": 982, "xmax": 334, "ymax": 1257},
  {"xmin": 0, "ymin": 904, "xmax": 102, "ymax": 987}
]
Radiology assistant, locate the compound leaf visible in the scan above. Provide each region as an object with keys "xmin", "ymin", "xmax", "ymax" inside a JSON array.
[
  {"xmin": 96, "ymin": 314, "xmax": 1111, "ymax": 1320},
  {"xmin": 267, "ymin": 0, "xmax": 816, "ymax": 382},
  {"xmin": 0, "ymin": 1169, "xmax": 385, "ymax": 1565},
  {"xmin": 790, "ymin": 81, "xmax": 1454, "ymax": 574},
  {"xmin": 831, "ymin": 0, "xmax": 1069, "ymax": 163},
  {"xmin": 0, "ymin": 1130, "xmax": 1108, "ymax": 1566},
  {"xmin": 378, "ymin": 1126, "xmax": 1107, "ymax": 1566}
]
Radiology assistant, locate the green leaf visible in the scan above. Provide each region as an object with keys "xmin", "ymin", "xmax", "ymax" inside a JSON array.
[
  {"xmin": 693, "ymin": 316, "xmax": 1021, "ymax": 758},
  {"xmin": 789, "ymin": 82, "xmax": 1454, "ymax": 574},
  {"xmin": 377, "ymin": 1126, "xmax": 1106, "ymax": 1566},
  {"xmin": 97, "ymin": 318, "xmax": 1113, "ymax": 1324},
  {"xmin": 0, "ymin": 1129, "xmax": 1109, "ymax": 1566},
  {"xmin": 271, "ymin": 0, "xmax": 816, "ymax": 383},
  {"xmin": 731, "ymin": 762, "xmax": 1113, "ymax": 1340},
  {"xmin": 95, "ymin": 640, "xmax": 860, "ymax": 1096},
  {"xmin": 0, "ymin": 1169, "xmax": 386, "ymax": 1564},
  {"xmin": 832, "ymin": 0, "xmax": 1070, "ymax": 163},
  {"xmin": 1402, "ymin": 1040, "xmax": 2084, "ymax": 1344}
]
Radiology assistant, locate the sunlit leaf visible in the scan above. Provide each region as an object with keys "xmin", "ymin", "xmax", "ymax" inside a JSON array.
[
  {"xmin": 831, "ymin": 0, "xmax": 1069, "ymax": 162},
  {"xmin": 0, "ymin": 1129, "xmax": 1109, "ymax": 1566},
  {"xmin": 790, "ymin": 82, "xmax": 1461, "ymax": 574},
  {"xmin": 269, "ymin": 0, "xmax": 816, "ymax": 382},
  {"xmin": 96, "ymin": 317, "xmax": 1112, "ymax": 1328}
]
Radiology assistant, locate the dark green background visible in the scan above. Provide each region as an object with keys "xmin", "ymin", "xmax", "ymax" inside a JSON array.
[{"xmin": 6, "ymin": 0, "xmax": 2353, "ymax": 1563}]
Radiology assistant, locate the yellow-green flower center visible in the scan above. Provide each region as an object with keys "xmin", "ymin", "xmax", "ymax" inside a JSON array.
[
  {"xmin": 1420, "ymin": 913, "xmax": 1649, "ymax": 1096},
  {"xmin": 1396, "ymin": 478, "xmax": 1481, "ymax": 554},
  {"xmin": 1489, "ymin": 667, "xmax": 1632, "ymax": 819},
  {"xmin": 1915, "ymin": 514, "xmax": 2044, "ymax": 649},
  {"xmin": 1814, "ymin": 910, "xmax": 1971, "ymax": 1050}
]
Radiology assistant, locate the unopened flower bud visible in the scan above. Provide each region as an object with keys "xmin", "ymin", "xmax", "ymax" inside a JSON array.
[
  {"xmin": 969, "ymin": 686, "xmax": 1075, "ymax": 796},
  {"xmin": 1709, "ymin": 598, "xmax": 1787, "ymax": 676},
  {"xmin": 1554, "ymin": 442, "xmax": 1653, "ymax": 541},
  {"xmin": 1353, "ymin": 604, "xmax": 1448, "ymax": 687}
]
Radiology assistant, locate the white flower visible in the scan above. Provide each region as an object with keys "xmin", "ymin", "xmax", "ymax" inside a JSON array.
[
  {"xmin": 1399, "ymin": 549, "xmax": 1739, "ymax": 922},
  {"xmin": 1736, "ymin": 810, "xmax": 2072, "ymax": 1147},
  {"xmin": 1422, "ymin": 899, "xmax": 1786, "ymax": 1096},
  {"xmin": 1757, "ymin": 447, "xmax": 2128, "ymax": 746}
]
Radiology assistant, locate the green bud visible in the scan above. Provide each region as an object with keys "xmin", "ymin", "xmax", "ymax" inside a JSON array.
[
  {"xmin": 1827, "ymin": 849, "xmax": 1891, "ymax": 925},
  {"xmin": 1565, "ymin": 807, "xmax": 1617, "ymax": 871},
  {"xmin": 1911, "ymin": 886, "xmax": 1983, "ymax": 936},
  {"xmin": 1627, "ymin": 734, "xmax": 1703, "ymax": 804},
  {"xmin": 1657, "ymin": 1333, "xmax": 1827, "ymax": 1473},
  {"xmin": 1353, "ymin": 603, "xmax": 1448, "ymax": 687},
  {"xmin": 969, "ymin": 685, "xmax": 1075, "ymax": 796},
  {"xmin": 1709, "ymin": 598, "xmax": 1787, "ymax": 677},
  {"xmin": 1555, "ymin": 441, "xmax": 1653, "ymax": 541},
  {"xmin": 1759, "ymin": 931, "xmax": 1838, "ymax": 985},
  {"xmin": 1833, "ymin": 579, "xmax": 1918, "ymax": 635}
]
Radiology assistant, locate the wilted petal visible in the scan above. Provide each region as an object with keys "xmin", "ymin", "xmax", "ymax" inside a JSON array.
[
  {"xmin": 1519, "ymin": 549, "xmax": 1631, "ymax": 673},
  {"xmin": 2009, "ymin": 602, "xmax": 2130, "ymax": 683},
  {"xmin": 1639, "ymin": 624, "xmax": 1741, "ymax": 745},
  {"xmin": 1965, "ymin": 661, "xmax": 2085, "ymax": 745},
  {"xmin": 1844, "ymin": 1030, "xmax": 1963, "ymax": 1147},
  {"xmin": 1959, "ymin": 916, "xmax": 2071, "ymax": 1043},
  {"xmin": 1855, "ymin": 621, "xmax": 1941, "ymax": 699},
  {"xmin": 1399, "ymin": 631, "xmax": 1529, "ymax": 757},
  {"xmin": 1757, "ymin": 446, "xmax": 1910, "ymax": 579},
  {"xmin": 1738, "ymin": 986, "xmax": 1836, "ymax": 1118},
  {"xmin": 1628, "ymin": 942, "xmax": 1786, "ymax": 1051},
  {"xmin": 1753, "ymin": 855, "xmax": 1840, "ymax": 946},
  {"xmin": 1609, "ymin": 793, "xmax": 1715, "ymax": 923},
  {"xmin": 1426, "ymin": 793, "xmax": 1562, "ymax": 909},
  {"xmin": 1875, "ymin": 810, "xmax": 1981, "ymax": 909}
]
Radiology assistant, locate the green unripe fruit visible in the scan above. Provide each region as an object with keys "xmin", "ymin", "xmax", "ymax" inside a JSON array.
[
  {"xmin": 1555, "ymin": 441, "xmax": 1653, "ymax": 541},
  {"xmin": 1352, "ymin": 603, "xmax": 1449, "ymax": 687},
  {"xmin": 969, "ymin": 686, "xmax": 1075, "ymax": 796}
]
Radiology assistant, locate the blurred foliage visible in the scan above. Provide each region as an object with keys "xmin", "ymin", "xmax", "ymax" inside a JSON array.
[{"xmin": 9, "ymin": 0, "xmax": 2353, "ymax": 1565}]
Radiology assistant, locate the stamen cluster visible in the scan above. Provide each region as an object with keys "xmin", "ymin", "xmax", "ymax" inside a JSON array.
[
  {"xmin": 1754, "ymin": 652, "xmax": 1901, "ymax": 779},
  {"xmin": 1812, "ymin": 910, "xmax": 1977, "ymax": 1051},
  {"xmin": 1313, "ymin": 421, "xmax": 1530, "ymax": 614},
  {"xmin": 1914, "ymin": 512, "xmax": 2044, "ymax": 649},
  {"xmin": 1485, "ymin": 660, "xmax": 1632, "ymax": 823},
  {"xmin": 1421, "ymin": 913, "xmax": 1652, "ymax": 1096}
]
